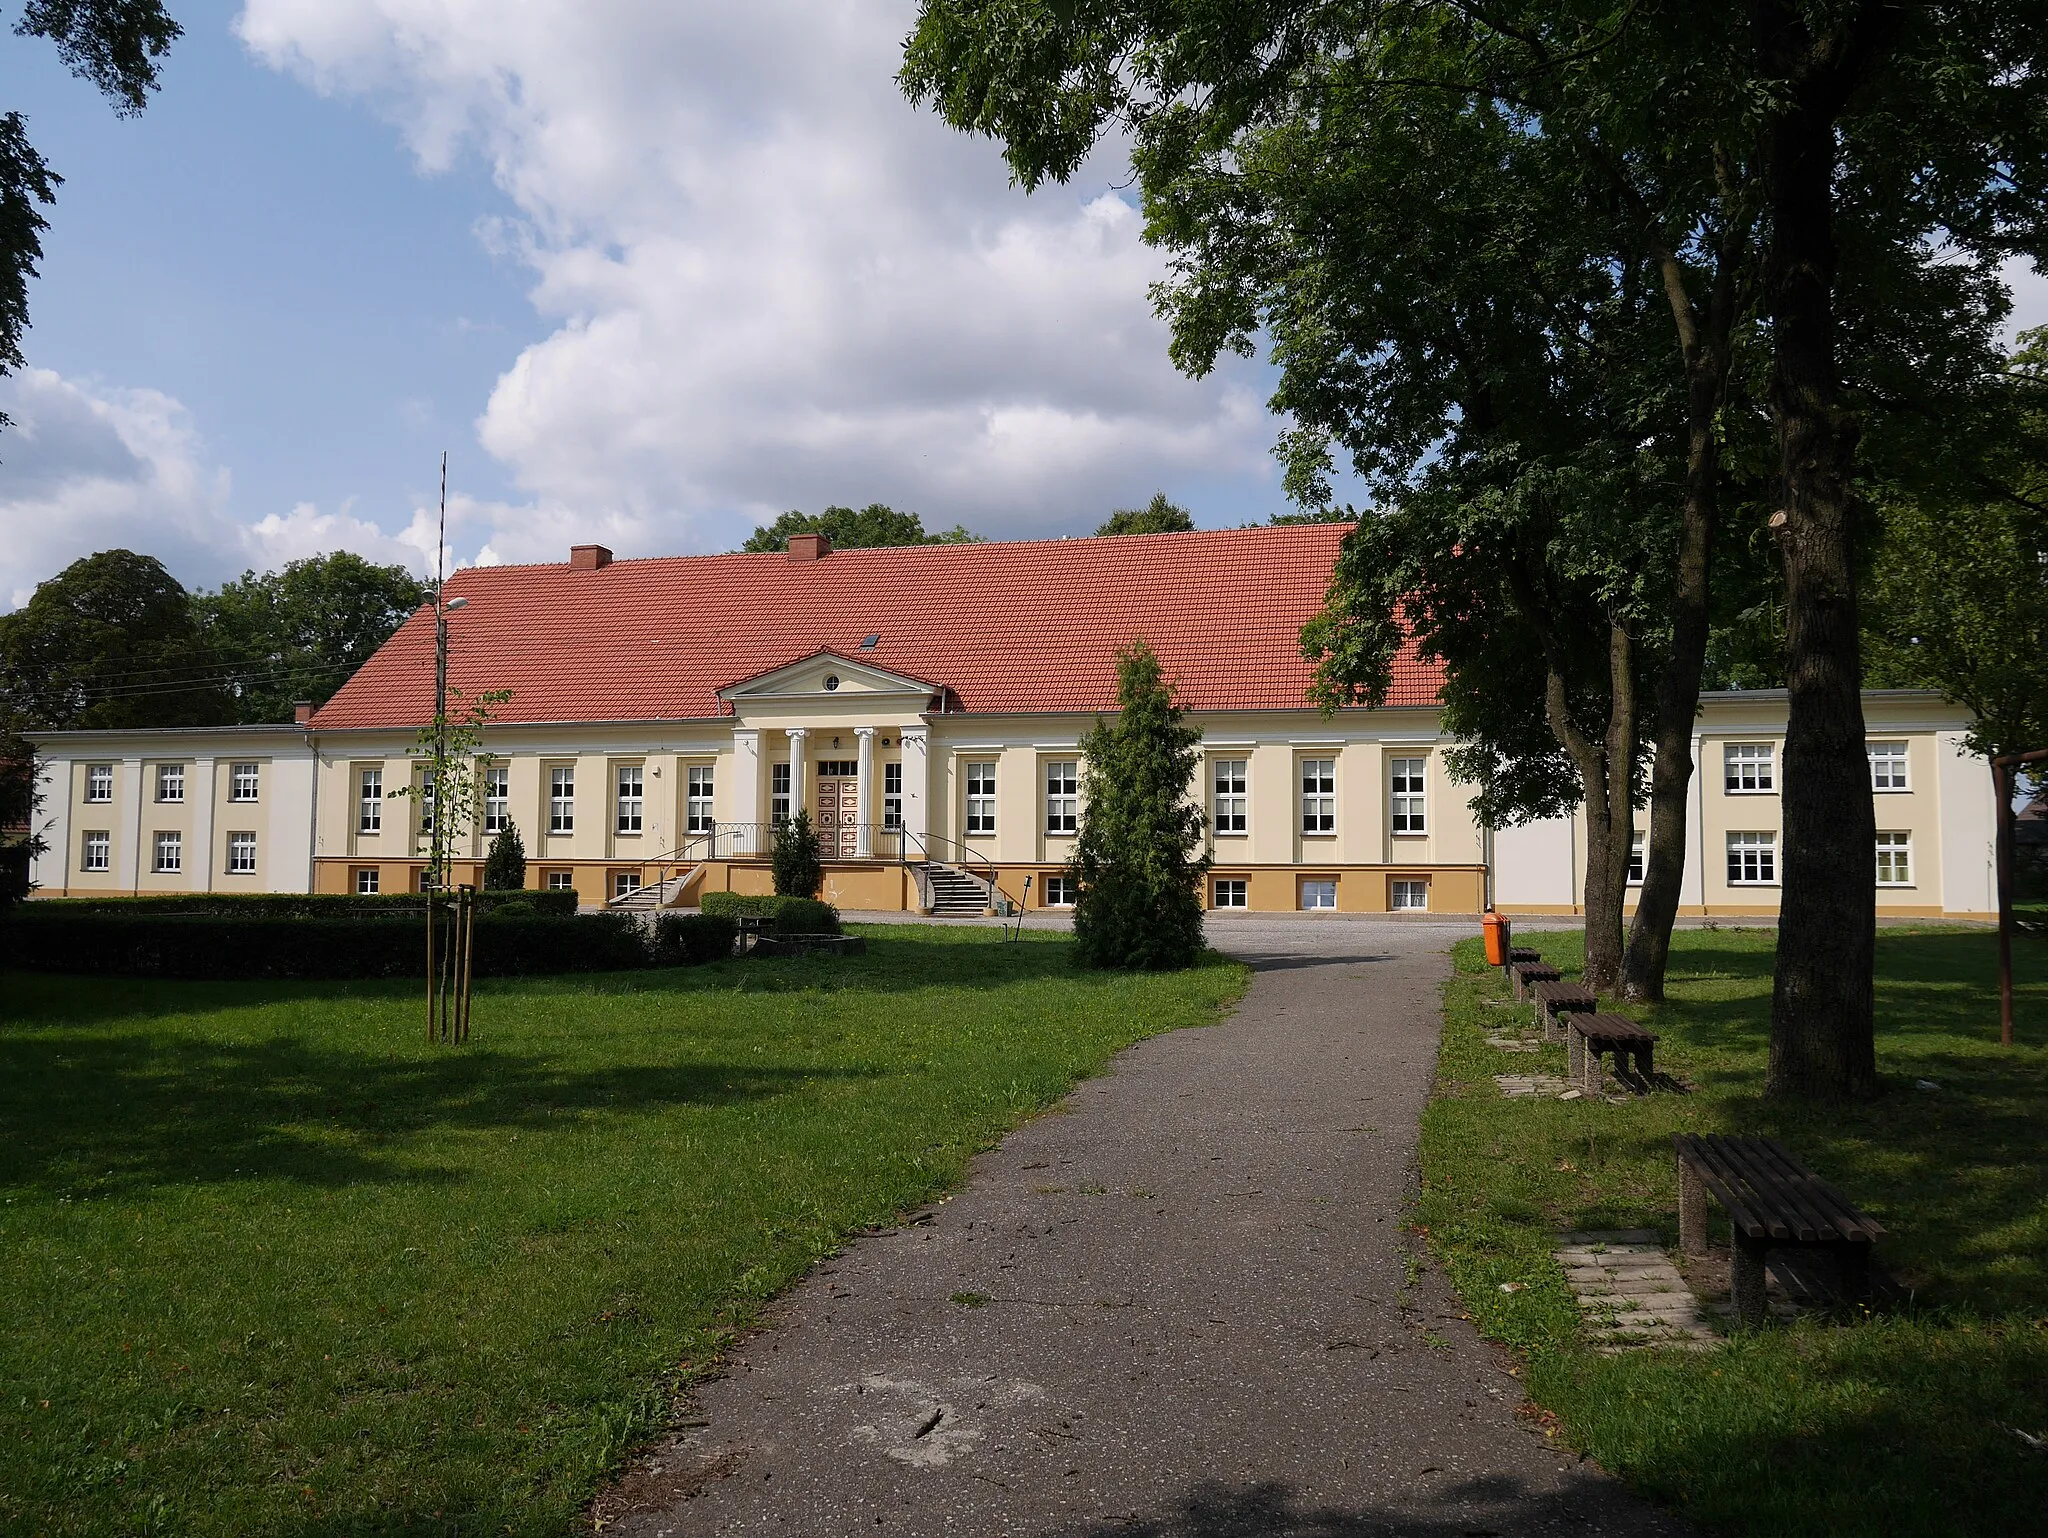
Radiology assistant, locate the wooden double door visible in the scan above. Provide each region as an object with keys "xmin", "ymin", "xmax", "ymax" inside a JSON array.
[{"xmin": 814, "ymin": 771, "xmax": 861, "ymax": 858}]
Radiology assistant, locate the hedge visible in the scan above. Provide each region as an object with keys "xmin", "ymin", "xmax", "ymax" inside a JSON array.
[
  {"xmin": 698, "ymin": 892, "xmax": 842, "ymax": 933},
  {"xmin": 1, "ymin": 911, "xmax": 711, "ymax": 981},
  {"xmin": 25, "ymin": 890, "xmax": 579, "ymax": 920}
]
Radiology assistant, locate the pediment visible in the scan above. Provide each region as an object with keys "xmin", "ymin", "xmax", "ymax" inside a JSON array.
[{"xmin": 716, "ymin": 649, "xmax": 940, "ymax": 702}]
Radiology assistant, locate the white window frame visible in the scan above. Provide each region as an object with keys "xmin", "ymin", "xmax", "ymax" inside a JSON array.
[
  {"xmin": 1390, "ymin": 878, "xmax": 1429, "ymax": 911},
  {"xmin": 1628, "ymin": 829, "xmax": 1645, "ymax": 885},
  {"xmin": 549, "ymin": 766, "xmax": 575, "ymax": 835},
  {"xmin": 1044, "ymin": 760, "xmax": 1078, "ymax": 836},
  {"xmin": 1212, "ymin": 759, "xmax": 1247, "ymax": 834},
  {"xmin": 686, "ymin": 764, "xmax": 715, "ymax": 835},
  {"xmin": 1723, "ymin": 743, "xmax": 1776, "ymax": 794},
  {"xmin": 483, "ymin": 765, "xmax": 510, "ymax": 833},
  {"xmin": 1213, "ymin": 877, "xmax": 1248, "ymax": 909},
  {"xmin": 85, "ymin": 763, "xmax": 113, "ymax": 803},
  {"xmin": 153, "ymin": 831, "xmax": 182, "ymax": 874},
  {"xmin": 615, "ymin": 764, "xmax": 644, "ymax": 835},
  {"xmin": 355, "ymin": 867, "xmax": 380, "ymax": 894},
  {"xmin": 418, "ymin": 773, "xmax": 436, "ymax": 837},
  {"xmin": 1300, "ymin": 758, "xmax": 1335, "ymax": 835},
  {"xmin": 770, "ymin": 762, "xmax": 791, "ymax": 827},
  {"xmin": 1727, "ymin": 831, "xmax": 1777, "ymax": 886},
  {"xmin": 546, "ymin": 869, "xmax": 576, "ymax": 891},
  {"xmin": 358, "ymin": 767, "xmax": 382, "ymax": 833},
  {"xmin": 1043, "ymin": 873, "xmax": 1076, "ymax": 907},
  {"xmin": 1300, "ymin": 877, "xmax": 1338, "ymax": 910},
  {"xmin": 882, "ymin": 762, "xmax": 903, "ymax": 830},
  {"xmin": 1875, "ymin": 831, "xmax": 1912, "ymax": 887},
  {"xmin": 155, "ymin": 763, "xmax": 184, "ymax": 804},
  {"xmin": 965, "ymin": 762, "xmax": 997, "ymax": 836},
  {"xmin": 613, "ymin": 869, "xmax": 642, "ymax": 899},
  {"xmin": 227, "ymin": 831, "xmax": 257, "ymax": 874},
  {"xmin": 81, "ymin": 830, "xmax": 110, "ymax": 872},
  {"xmin": 1868, "ymin": 742, "xmax": 1909, "ymax": 793},
  {"xmin": 1389, "ymin": 757, "xmax": 1427, "ymax": 834},
  {"xmin": 229, "ymin": 762, "xmax": 260, "ymax": 803}
]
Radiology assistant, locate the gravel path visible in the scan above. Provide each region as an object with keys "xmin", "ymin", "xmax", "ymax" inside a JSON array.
[{"xmin": 599, "ymin": 916, "xmax": 1685, "ymax": 1536}]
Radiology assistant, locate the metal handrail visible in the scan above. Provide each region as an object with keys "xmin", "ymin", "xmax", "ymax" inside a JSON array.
[{"xmin": 620, "ymin": 820, "xmax": 1018, "ymax": 914}]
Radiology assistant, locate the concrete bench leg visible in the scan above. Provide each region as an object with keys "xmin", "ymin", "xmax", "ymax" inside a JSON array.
[
  {"xmin": 1580, "ymin": 1038, "xmax": 1603, "ymax": 1095},
  {"xmin": 1677, "ymin": 1159, "xmax": 1708, "ymax": 1255},
  {"xmin": 1566, "ymin": 1026, "xmax": 1582, "ymax": 1080},
  {"xmin": 1836, "ymin": 1243, "xmax": 1872, "ymax": 1306},
  {"xmin": 1732, "ymin": 1236, "xmax": 1770, "ymax": 1328}
]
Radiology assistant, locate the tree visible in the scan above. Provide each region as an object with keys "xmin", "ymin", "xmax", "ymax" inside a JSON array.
[
  {"xmin": 1070, "ymin": 641, "xmax": 1209, "ymax": 970},
  {"xmin": 741, "ymin": 503, "xmax": 981, "ymax": 552},
  {"xmin": 482, "ymin": 823, "xmax": 527, "ymax": 892},
  {"xmin": 0, "ymin": 740, "xmax": 45, "ymax": 912},
  {"xmin": 771, "ymin": 810, "xmax": 824, "ymax": 898},
  {"xmin": 1096, "ymin": 493, "xmax": 1193, "ymax": 536},
  {"xmin": 196, "ymin": 552, "xmax": 428, "ymax": 723},
  {"xmin": 3, "ymin": 2, "xmax": 180, "ymax": 433}
]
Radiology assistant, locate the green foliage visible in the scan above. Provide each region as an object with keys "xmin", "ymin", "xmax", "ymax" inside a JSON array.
[
  {"xmin": 398, "ymin": 687, "xmax": 511, "ymax": 888},
  {"xmin": 770, "ymin": 810, "xmax": 824, "ymax": 898},
  {"xmin": 649, "ymin": 911, "xmax": 739, "ymax": 964},
  {"xmin": 699, "ymin": 891, "xmax": 842, "ymax": 934},
  {"xmin": 1095, "ymin": 492, "xmax": 1193, "ymax": 536},
  {"xmin": 740, "ymin": 503, "xmax": 982, "ymax": 553},
  {"xmin": 194, "ymin": 551, "xmax": 427, "ymax": 723},
  {"xmin": 483, "ymin": 823, "xmax": 528, "ymax": 892},
  {"xmin": 18, "ymin": 890, "xmax": 577, "ymax": 918},
  {"xmin": 1070, "ymin": 640, "xmax": 1208, "ymax": 969},
  {"xmin": 0, "ymin": 930, "xmax": 1246, "ymax": 1534},
  {"xmin": 0, "ymin": 740, "xmax": 42, "ymax": 913}
]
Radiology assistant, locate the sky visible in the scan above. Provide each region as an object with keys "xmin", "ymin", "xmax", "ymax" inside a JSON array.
[{"xmin": 1, "ymin": 2, "xmax": 2045, "ymax": 610}]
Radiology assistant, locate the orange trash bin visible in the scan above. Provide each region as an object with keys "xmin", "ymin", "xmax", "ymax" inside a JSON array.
[{"xmin": 1482, "ymin": 910, "xmax": 1510, "ymax": 967}]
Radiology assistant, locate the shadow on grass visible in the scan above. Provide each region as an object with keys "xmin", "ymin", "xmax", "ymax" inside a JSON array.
[{"xmin": 0, "ymin": 1029, "xmax": 865, "ymax": 1197}]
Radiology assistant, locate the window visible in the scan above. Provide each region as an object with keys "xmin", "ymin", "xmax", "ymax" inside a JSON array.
[
  {"xmin": 687, "ymin": 765, "xmax": 715, "ymax": 834},
  {"xmin": 1300, "ymin": 878, "xmax": 1338, "ymax": 910},
  {"xmin": 1869, "ymin": 741, "xmax": 1909, "ymax": 792},
  {"xmin": 484, "ymin": 765, "xmax": 509, "ymax": 833},
  {"xmin": 86, "ymin": 764, "xmax": 113, "ymax": 803},
  {"xmin": 1213, "ymin": 877, "xmax": 1247, "ymax": 909},
  {"xmin": 155, "ymin": 764, "xmax": 184, "ymax": 803},
  {"xmin": 1212, "ymin": 760, "xmax": 1247, "ymax": 834},
  {"xmin": 1044, "ymin": 874, "xmax": 1076, "ymax": 907},
  {"xmin": 613, "ymin": 870, "xmax": 642, "ymax": 899},
  {"xmin": 230, "ymin": 762, "xmax": 260, "ymax": 802},
  {"xmin": 153, "ymin": 831, "xmax": 182, "ymax": 873},
  {"xmin": 1300, "ymin": 759, "xmax": 1335, "ymax": 834},
  {"xmin": 1875, "ymin": 831, "xmax": 1912, "ymax": 886},
  {"xmin": 1390, "ymin": 757, "xmax": 1427, "ymax": 834},
  {"xmin": 82, "ymin": 831, "xmax": 109, "ymax": 872},
  {"xmin": 1727, "ymin": 831, "xmax": 1777, "ymax": 885},
  {"xmin": 358, "ymin": 768, "xmax": 382, "ymax": 833},
  {"xmin": 1044, "ymin": 760, "xmax": 1078, "ymax": 835},
  {"xmin": 770, "ymin": 763, "xmax": 791, "ymax": 827},
  {"xmin": 354, "ymin": 867, "xmax": 380, "ymax": 894},
  {"xmin": 1391, "ymin": 878, "xmax": 1429, "ymax": 911},
  {"xmin": 418, "ymin": 774, "xmax": 436, "ymax": 837},
  {"xmin": 616, "ymin": 765, "xmax": 644, "ymax": 834},
  {"xmin": 549, "ymin": 766, "xmax": 575, "ymax": 834},
  {"xmin": 227, "ymin": 832, "xmax": 257, "ymax": 874},
  {"xmin": 883, "ymin": 762, "xmax": 902, "ymax": 830},
  {"xmin": 414, "ymin": 868, "xmax": 437, "ymax": 893},
  {"xmin": 1724, "ymin": 743, "xmax": 1775, "ymax": 793},
  {"xmin": 546, "ymin": 870, "xmax": 576, "ymax": 891},
  {"xmin": 815, "ymin": 759, "xmax": 857, "ymax": 777},
  {"xmin": 966, "ymin": 762, "xmax": 996, "ymax": 835},
  {"xmin": 1628, "ymin": 830, "xmax": 1645, "ymax": 885}
]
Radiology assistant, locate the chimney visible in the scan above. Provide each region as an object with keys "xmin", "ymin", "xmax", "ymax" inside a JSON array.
[
  {"xmin": 786, "ymin": 533, "xmax": 832, "ymax": 561},
  {"xmin": 293, "ymin": 701, "xmax": 314, "ymax": 725},
  {"xmin": 570, "ymin": 544, "xmax": 613, "ymax": 570}
]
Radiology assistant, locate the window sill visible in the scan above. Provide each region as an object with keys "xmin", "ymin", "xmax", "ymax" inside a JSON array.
[
  {"xmin": 1726, "ymin": 883, "xmax": 1781, "ymax": 889},
  {"xmin": 1722, "ymin": 788, "xmax": 1778, "ymax": 796}
]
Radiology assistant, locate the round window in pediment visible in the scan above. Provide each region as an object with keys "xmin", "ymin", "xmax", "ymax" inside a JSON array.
[{"xmin": 824, "ymin": 674, "xmax": 841, "ymax": 691}]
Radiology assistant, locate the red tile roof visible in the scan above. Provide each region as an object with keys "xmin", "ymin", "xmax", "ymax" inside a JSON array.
[{"xmin": 309, "ymin": 524, "xmax": 1443, "ymax": 728}]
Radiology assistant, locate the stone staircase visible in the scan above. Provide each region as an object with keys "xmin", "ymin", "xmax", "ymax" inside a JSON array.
[
  {"xmin": 921, "ymin": 863, "xmax": 1005, "ymax": 916},
  {"xmin": 607, "ymin": 862, "xmax": 705, "ymax": 912}
]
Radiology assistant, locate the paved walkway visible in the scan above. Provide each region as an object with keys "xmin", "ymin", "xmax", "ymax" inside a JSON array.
[{"xmin": 601, "ymin": 917, "xmax": 1685, "ymax": 1536}]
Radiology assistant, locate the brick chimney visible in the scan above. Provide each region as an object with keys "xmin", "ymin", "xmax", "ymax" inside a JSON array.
[
  {"xmin": 293, "ymin": 701, "xmax": 314, "ymax": 725},
  {"xmin": 787, "ymin": 533, "xmax": 832, "ymax": 561},
  {"xmin": 570, "ymin": 544, "xmax": 613, "ymax": 570}
]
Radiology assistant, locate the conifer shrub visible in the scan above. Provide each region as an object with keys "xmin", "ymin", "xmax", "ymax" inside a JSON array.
[
  {"xmin": 771, "ymin": 810, "xmax": 824, "ymax": 898},
  {"xmin": 483, "ymin": 823, "xmax": 527, "ymax": 890},
  {"xmin": 1070, "ymin": 640, "xmax": 1210, "ymax": 970}
]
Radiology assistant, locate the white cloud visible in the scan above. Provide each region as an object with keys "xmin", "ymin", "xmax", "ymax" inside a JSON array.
[
  {"xmin": 233, "ymin": 0, "xmax": 1284, "ymax": 553},
  {"xmin": 2004, "ymin": 255, "xmax": 2048, "ymax": 345}
]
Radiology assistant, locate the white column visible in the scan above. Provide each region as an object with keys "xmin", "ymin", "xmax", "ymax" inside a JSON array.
[
  {"xmin": 854, "ymin": 727, "xmax": 875, "ymax": 856},
  {"xmin": 900, "ymin": 728, "xmax": 929, "ymax": 854},
  {"xmin": 34, "ymin": 755, "xmax": 71, "ymax": 895},
  {"xmin": 731, "ymin": 729, "xmax": 760, "ymax": 855},
  {"xmin": 191, "ymin": 756, "xmax": 218, "ymax": 892},
  {"xmin": 787, "ymin": 729, "xmax": 809, "ymax": 832},
  {"xmin": 119, "ymin": 754, "xmax": 144, "ymax": 893}
]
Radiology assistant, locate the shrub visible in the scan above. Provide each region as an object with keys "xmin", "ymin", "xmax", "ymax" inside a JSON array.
[
  {"xmin": 651, "ymin": 911, "xmax": 738, "ymax": 965},
  {"xmin": 1070, "ymin": 640, "xmax": 1209, "ymax": 970},
  {"xmin": 483, "ymin": 823, "xmax": 527, "ymax": 890},
  {"xmin": 23, "ymin": 891, "xmax": 577, "ymax": 919},
  {"xmin": 771, "ymin": 810, "xmax": 823, "ymax": 898},
  {"xmin": 699, "ymin": 892, "xmax": 841, "ymax": 933}
]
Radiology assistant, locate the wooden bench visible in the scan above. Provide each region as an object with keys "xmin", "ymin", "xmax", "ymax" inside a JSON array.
[
  {"xmin": 1567, "ymin": 1012, "xmax": 1657, "ymax": 1093},
  {"xmin": 1508, "ymin": 946, "xmax": 1542, "ymax": 966},
  {"xmin": 1528, "ymin": 979, "xmax": 1597, "ymax": 1040},
  {"xmin": 1673, "ymin": 1133, "xmax": 1886, "ymax": 1327},
  {"xmin": 1507, "ymin": 961, "xmax": 1560, "ymax": 1000}
]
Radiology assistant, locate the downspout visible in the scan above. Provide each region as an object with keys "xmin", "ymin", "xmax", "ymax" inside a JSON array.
[{"xmin": 305, "ymin": 729, "xmax": 320, "ymax": 895}]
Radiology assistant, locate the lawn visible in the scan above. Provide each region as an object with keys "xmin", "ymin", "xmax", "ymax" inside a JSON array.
[
  {"xmin": 1422, "ymin": 924, "xmax": 2048, "ymax": 1536},
  {"xmin": 0, "ymin": 925, "xmax": 1247, "ymax": 1536}
]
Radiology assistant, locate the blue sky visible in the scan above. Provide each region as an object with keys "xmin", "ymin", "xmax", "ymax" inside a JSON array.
[{"xmin": 0, "ymin": 1, "xmax": 2042, "ymax": 609}]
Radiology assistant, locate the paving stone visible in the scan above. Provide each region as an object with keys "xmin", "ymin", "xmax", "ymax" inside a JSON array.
[
  {"xmin": 1552, "ymin": 1231, "xmax": 1719, "ymax": 1351},
  {"xmin": 1493, "ymin": 1073, "xmax": 1571, "ymax": 1098}
]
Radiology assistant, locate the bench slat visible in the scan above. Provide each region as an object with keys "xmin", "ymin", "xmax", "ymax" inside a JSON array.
[
  {"xmin": 1691, "ymin": 1137, "xmax": 1820, "ymax": 1240},
  {"xmin": 1573, "ymin": 1012, "xmax": 1656, "ymax": 1045},
  {"xmin": 1673, "ymin": 1133, "xmax": 1883, "ymax": 1246},
  {"xmin": 1746, "ymin": 1136, "xmax": 1885, "ymax": 1243},
  {"xmin": 1530, "ymin": 981, "xmax": 1596, "ymax": 1006}
]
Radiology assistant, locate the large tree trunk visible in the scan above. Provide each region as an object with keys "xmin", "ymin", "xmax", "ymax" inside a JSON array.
[
  {"xmin": 1759, "ymin": 18, "xmax": 1878, "ymax": 1100},
  {"xmin": 1541, "ymin": 621, "xmax": 1636, "ymax": 993}
]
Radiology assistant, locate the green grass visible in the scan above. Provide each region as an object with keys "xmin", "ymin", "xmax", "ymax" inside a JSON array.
[
  {"xmin": 0, "ymin": 926, "xmax": 1247, "ymax": 1536},
  {"xmin": 1423, "ymin": 924, "xmax": 2048, "ymax": 1535}
]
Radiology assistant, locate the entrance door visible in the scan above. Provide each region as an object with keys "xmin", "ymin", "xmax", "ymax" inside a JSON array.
[{"xmin": 814, "ymin": 773, "xmax": 860, "ymax": 859}]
